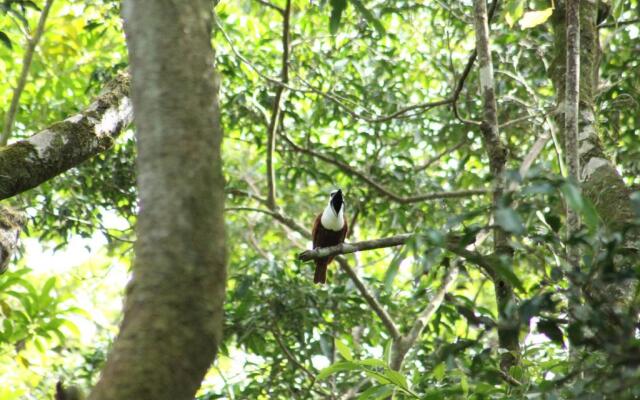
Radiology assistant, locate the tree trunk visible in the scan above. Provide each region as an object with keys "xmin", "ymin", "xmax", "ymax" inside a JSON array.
[
  {"xmin": 550, "ymin": 1, "xmax": 638, "ymax": 339},
  {"xmin": 88, "ymin": 1, "xmax": 226, "ymax": 399}
]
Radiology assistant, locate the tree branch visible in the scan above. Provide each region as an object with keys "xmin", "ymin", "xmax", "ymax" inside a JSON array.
[
  {"xmin": 283, "ymin": 135, "xmax": 488, "ymax": 204},
  {"xmin": 265, "ymin": 0, "xmax": 291, "ymax": 209},
  {"xmin": 390, "ymin": 265, "xmax": 459, "ymax": 370},
  {"xmin": 0, "ymin": 73, "xmax": 132, "ymax": 201},
  {"xmin": 1, "ymin": 0, "xmax": 55, "ymax": 145},
  {"xmin": 473, "ymin": 0, "xmax": 520, "ymax": 371},
  {"xmin": 297, "ymin": 232, "xmax": 498, "ymax": 280},
  {"xmin": 336, "ymin": 257, "xmax": 401, "ymax": 340},
  {"xmin": 413, "ymin": 138, "xmax": 468, "ymax": 172},
  {"xmin": 253, "ymin": 0, "xmax": 284, "ymax": 14},
  {"xmin": 0, "ymin": 205, "xmax": 24, "ymax": 274},
  {"xmin": 299, "ymin": 234, "xmax": 412, "ymax": 261},
  {"xmin": 565, "ymin": 0, "xmax": 581, "ymax": 270}
]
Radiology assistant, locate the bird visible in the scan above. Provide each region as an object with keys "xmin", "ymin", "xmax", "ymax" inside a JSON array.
[{"xmin": 311, "ymin": 189, "xmax": 348, "ymax": 284}]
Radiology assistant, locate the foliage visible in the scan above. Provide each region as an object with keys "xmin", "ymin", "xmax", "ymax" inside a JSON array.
[{"xmin": 0, "ymin": 0, "xmax": 639, "ymax": 399}]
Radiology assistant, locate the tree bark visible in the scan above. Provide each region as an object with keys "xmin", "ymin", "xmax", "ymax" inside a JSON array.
[
  {"xmin": 550, "ymin": 0, "xmax": 638, "ymax": 337},
  {"xmin": 473, "ymin": 0, "xmax": 520, "ymax": 371},
  {"xmin": 88, "ymin": 1, "xmax": 226, "ymax": 399},
  {"xmin": 0, "ymin": 74, "xmax": 131, "ymax": 201}
]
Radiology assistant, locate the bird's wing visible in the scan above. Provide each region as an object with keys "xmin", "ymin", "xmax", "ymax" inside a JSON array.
[
  {"xmin": 339, "ymin": 214, "xmax": 349, "ymax": 243},
  {"xmin": 312, "ymin": 214, "xmax": 322, "ymax": 248}
]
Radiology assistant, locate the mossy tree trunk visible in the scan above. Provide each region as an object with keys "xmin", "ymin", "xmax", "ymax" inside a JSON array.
[
  {"xmin": 88, "ymin": 1, "xmax": 226, "ymax": 399},
  {"xmin": 550, "ymin": 0, "xmax": 638, "ymax": 339}
]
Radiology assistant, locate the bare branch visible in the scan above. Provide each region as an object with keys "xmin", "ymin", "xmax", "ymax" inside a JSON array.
[
  {"xmin": 283, "ymin": 135, "xmax": 488, "ymax": 204},
  {"xmin": 300, "ymin": 79, "xmax": 455, "ymax": 123},
  {"xmin": 266, "ymin": 0, "xmax": 291, "ymax": 208},
  {"xmin": 413, "ymin": 138, "xmax": 468, "ymax": 172},
  {"xmin": 565, "ymin": 0, "xmax": 581, "ymax": 268},
  {"xmin": 225, "ymin": 206, "xmax": 311, "ymax": 238},
  {"xmin": 390, "ymin": 266, "xmax": 459, "ymax": 370},
  {"xmin": 336, "ymin": 257, "xmax": 401, "ymax": 340},
  {"xmin": 473, "ymin": 0, "xmax": 519, "ymax": 370},
  {"xmin": 298, "ymin": 232, "xmax": 498, "ymax": 280},
  {"xmin": 599, "ymin": 18, "xmax": 640, "ymax": 28},
  {"xmin": 299, "ymin": 234, "xmax": 412, "ymax": 261},
  {"xmin": 450, "ymin": 0, "xmax": 499, "ymax": 126},
  {"xmin": 1, "ymin": 0, "xmax": 55, "ymax": 145},
  {"xmin": 271, "ymin": 327, "xmax": 320, "ymax": 384},
  {"xmin": 253, "ymin": 0, "xmax": 284, "ymax": 14}
]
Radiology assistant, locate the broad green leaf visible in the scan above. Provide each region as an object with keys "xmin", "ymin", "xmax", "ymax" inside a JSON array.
[
  {"xmin": 383, "ymin": 250, "xmax": 405, "ymax": 290},
  {"xmin": 40, "ymin": 277, "xmax": 57, "ymax": 301},
  {"xmin": 561, "ymin": 182, "xmax": 584, "ymax": 212},
  {"xmin": 496, "ymin": 207, "xmax": 524, "ymax": 235},
  {"xmin": 505, "ymin": 0, "xmax": 525, "ymax": 27},
  {"xmin": 317, "ymin": 361, "xmax": 358, "ymax": 380},
  {"xmin": 519, "ymin": 8, "xmax": 554, "ymax": 29},
  {"xmin": 329, "ymin": 0, "xmax": 348, "ymax": 34},
  {"xmin": 433, "ymin": 362, "xmax": 446, "ymax": 381},
  {"xmin": 356, "ymin": 384, "xmax": 394, "ymax": 400},
  {"xmin": 335, "ymin": 339, "xmax": 353, "ymax": 360},
  {"xmin": 460, "ymin": 374, "xmax": 469, "ymax": 395},
  {"xmin": 493, "ymin": 259, "xmax": 525, "ymax": 292},
  {"xmin": 357, "ymin": 359, "xmax": 387, "ymax": 368},
  {"xmin": 0, "ymin": 31, "xmax": 12, "ymax": 50},
  {"xmin": 383, "ymin": 369, "xmax": 408, "ymax": 389}
]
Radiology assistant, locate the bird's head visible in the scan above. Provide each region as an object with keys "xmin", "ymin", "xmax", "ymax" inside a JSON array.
[{"xmin": 329, "ymin": 189, "xmax": 344, "ymax": 215}]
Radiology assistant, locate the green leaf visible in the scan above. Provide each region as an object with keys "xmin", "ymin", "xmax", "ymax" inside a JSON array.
[
  {"xmin": 41, "ymin": 277, "xmax": 56, "ymax": 299},
  {"xmin": 356, "ymin": 384, "xmax": 394, "ymax": 400},
  {"xmin": 543, "ymin": 212, "xmax": 561, "ymax": 233},
  {"xmin": 0, "ymin": 31, "xmax": 12, "ymax": 50},
  {"xmin": 433, "ymin": 362, "xmax": 446, "ymax": 381},
  {"xmin": 357, "ymin": 358, "xmax": 387, "ymax": 368},
  {"xmin": 460, "ymin": 374, "xmax": 469, "ymax": 395},
  {"xmin": 329, "ymin": 0, "xmax": 348, "ymax": 34},
  {"xmin": 560, "ymin": 182, "xmax": 584, "ymax": 211},
  {"xmin": 505, "ymin": 0, "xmax": 525, "ymax": 27},
  {"xmin": 496, "ymin": 207, "xmax": 524, "ymax": 235},
  {"xmin": 519, "ymin": 8, "xmax": 554, "ymax": 29},
  {"xmin": 581, "ymin": 198, "xmax": 600, "ymax": 231},
  {"xmin": 493, "ymin": 259, "xmax": 525, "ymax": 292},
  {"xmin": 335, "ymin": 339, "xmax": 353, "ymax": 360},
  {"xmin": 383, "ymin": 250, "xmax": 405, "ymax": 290},
  {"xmin": 383, "ymin": 369, "xmax": 408, "ymax": 390},
  {"xmin": 317, "ymin": 361, "xmax": 358, "ymax": 380},
  {"xmin": 350, "ymin": 0, "xmax": 385, "ymax": 35}
]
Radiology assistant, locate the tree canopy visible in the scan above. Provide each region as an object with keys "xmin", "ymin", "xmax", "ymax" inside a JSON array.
[{"xmin": 0, "ymin": 0, "xmax": 639, "ymax": 399}]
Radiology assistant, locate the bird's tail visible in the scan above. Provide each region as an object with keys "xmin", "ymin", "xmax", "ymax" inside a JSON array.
[{"xmin": 314, "ymin": 258, "xmax": 331, "ymax": 284}]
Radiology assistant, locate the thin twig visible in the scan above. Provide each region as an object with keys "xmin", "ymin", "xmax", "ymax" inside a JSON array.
[
  {"xmin": 253, "ymin": 0, "xmax": 284, "ymax": 14},
  {"xmin": 265, "ymin": 0, "xmax": 291, "ymax": 208},
  {"xmin": 413, "ymin": 138, "xmax": 468, "ymax": 172},
  {"xmin": 599, "ymin": 18, "xmax": 640, "ymax": 28},
  {"xmin": 1, "ymin": 0, "xmax": 55, "ymax": 145},
  {"xmin": 271, "ymin": 326, "xmax": 318, "ymax": 382},
  {"xmin": 390, "ymin": 266, "xmax": 459, "ymax": 370},
  {"xmin": 283, "ymin": 134, "xmax": 488, "ymax": 204},
  {"xmin": 336, "ymin": 257, "xmax": 401, "ymax": 340},
  {"xmin": 450, "ymin": 0, "xmax": 499, "ymax": 127}
]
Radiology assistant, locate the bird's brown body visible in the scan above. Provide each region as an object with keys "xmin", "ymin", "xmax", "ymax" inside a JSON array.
[{"xmin": 311, "ymin": 189, "xmax": 348, "ymax": 284}]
